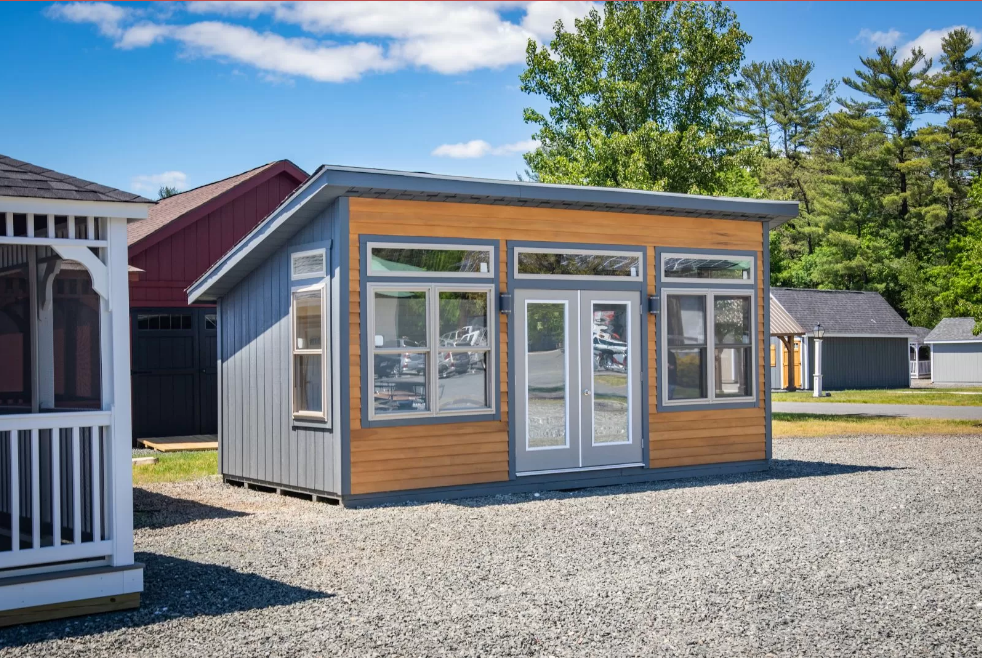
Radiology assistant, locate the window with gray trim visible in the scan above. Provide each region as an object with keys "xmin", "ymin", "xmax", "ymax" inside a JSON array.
[
  {"xmin": 661, "ymin": 252, "xmax": 754, "ymax": 284},
  {"xmin": 662, "ymin": 289, "xmax": 755, "ymax": 406},
  {"xmin": 515, "ymin": 247, "xmax": 641, "ymax": 280},
  {"xmin": 368, "ymin": 283, "xmax": 494, "ymax": 420},
  {"xmin": 367, "ymin": 242, "xmax": 494, "ymax": 277}
]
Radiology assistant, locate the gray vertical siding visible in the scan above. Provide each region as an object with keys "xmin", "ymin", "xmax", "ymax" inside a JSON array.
[
  {"xmin": 219, "ymin": 200, "xmax": 341, "ymax": 494},
  {"xmin": 932, "ymin": 343, "xmax": 982, "ymax": 384},
  {"xmin": 806, "ymin": 336, "xmax": 909, "ymax": 389},
  {"xmin": 769, "ymin": 336, "xmax": 784, "ymax": 389}
]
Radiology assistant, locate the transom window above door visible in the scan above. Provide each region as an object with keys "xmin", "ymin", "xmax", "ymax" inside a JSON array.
[{"xmin": 514, "ymin": 247, "xmax": 642, "ymax": 281}]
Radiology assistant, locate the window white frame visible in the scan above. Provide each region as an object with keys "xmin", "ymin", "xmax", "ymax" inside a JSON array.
[
  {"xmin": 366, "ymin": 242, "xmax": 494, "ymax": 278},
  {"xmin": 367, "ymin": 283, "xmax": 495, "ymax": 421},
  {"xmin": 514, "ymin": 246, "xmax": 643, "ymax": 281},
  {"xmin": 290, "ymin": 281, "xmax": 330, "ymax": 424},
  {"xmin": 660, "ymin": 288, "xmax": 756, "ymax": 407},
  {"xmin": 291, "ymin": 248, "xmax": 327, "ymax": 280},
  {"xmin": 660, "ymin": 251, "xmax": 756, "ymax": 285}
]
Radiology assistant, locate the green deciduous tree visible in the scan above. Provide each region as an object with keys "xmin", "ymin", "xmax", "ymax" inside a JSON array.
[{"xmin": 520, "ymin": 1, "xmax": 752, "ymax": 195}]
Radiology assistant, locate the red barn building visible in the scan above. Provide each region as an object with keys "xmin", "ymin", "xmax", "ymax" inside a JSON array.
[{"xmin": 128, "ymin": 160, "xmax": 307, "ymax": 439}]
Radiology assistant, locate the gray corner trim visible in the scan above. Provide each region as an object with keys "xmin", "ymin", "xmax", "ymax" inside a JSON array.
[
  {"xmin": 507, "ymin": 240, "xmax": 647, "ymax": 291},
  {"xmin": 654, "ymin": 246, "xmax": 760, "ymax": 414},
  {"xmin": 216, "ymin": 298, "xmax": 223, "ymax": 476},
  {"xmin": 358, "ymin": 233, "xmax": 501, "ymax": 430},
  {"xmin": 507, "ymin": 271, "xmax": 516, "ymax": 480},
  {"xmin": 340, "ymin": 458, "xmax": 769, "ymax": 507},
  {"xmin": 763, "ymin": 223, "xmax": 772, "ymax": 461},
  {"xmin": 338, "ymin": 197, "xmax": 352, "ymax": 497}
]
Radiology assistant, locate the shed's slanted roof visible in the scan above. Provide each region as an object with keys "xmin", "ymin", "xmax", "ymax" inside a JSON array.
[
  {"xmin": 189, "ymin": 165, "xmax": 799, "ymax": 303},
  {"xmin": 770, "ymin": 288, "xmax": 916, "ymax": 338},
  {"xmin": 924, "ymin": 317, "xmax": 982, "ymax": 343},
  {"xmin": 0, "ymin": 154, "xmax": 151, "ymax": 203},
  {"xmin": 128, "ymin": 161, "xmax": 290, "ymax": 246},
  {"xmin": 769, "ymin": 295, "xmax": 805, "ymax": 336}
]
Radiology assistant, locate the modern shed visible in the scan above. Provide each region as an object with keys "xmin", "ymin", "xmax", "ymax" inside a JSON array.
[
  {"xmin": 128, "ymin": 161, "xmax": 307, "ymax": 440},
  {"xmin": 925, "ymin": 318, "xmax": 982, "ymax": 385},
  {"xmin": 769, "ymin": 288, "xmax": 917, "ymax": 390},
  {"xmin": 188, "ymin": 166, "xmax": 798, "ymax": 506}
]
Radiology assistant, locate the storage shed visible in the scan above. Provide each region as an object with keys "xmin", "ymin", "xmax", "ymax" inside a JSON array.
[
  {"xmin": 769, "ymin": 288, "xmax": 916, "ymax": 390},
  {"xmin": 188, "ymin": 166, "xmax": 798, "ymax": 506},
  {"xmin": 128, "ymin": 161, "xmax": 307, "ymax": 440},
  {"xmin": 925, "ymin": 318, "xmax": 982, "ymax": 385}
]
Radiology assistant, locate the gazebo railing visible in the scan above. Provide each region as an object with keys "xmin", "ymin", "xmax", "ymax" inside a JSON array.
[{"xmin": 0, "ymin": 411, "xmax": 114, "ymax": 573}]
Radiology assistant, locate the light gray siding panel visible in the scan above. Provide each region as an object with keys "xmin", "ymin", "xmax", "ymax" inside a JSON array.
[
  {"xmin": 932, "ymin": 343, "xmax": 982, "ymax": 384},
  {"xmin": 218, "ymin": 201, "xmax": 339, "ymax": 494},
  {"xmin": 806, "ymin": 336, "xmax": 909, "ymax": 389},
  {"xmin": 769, "ymin": 336, "xmax": 783, "ymax": 389}
]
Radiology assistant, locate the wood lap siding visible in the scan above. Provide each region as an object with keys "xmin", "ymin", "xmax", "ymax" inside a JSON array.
[{"xmin": 347, "ymin": 197, "xmax": 766, "ymax": 495}]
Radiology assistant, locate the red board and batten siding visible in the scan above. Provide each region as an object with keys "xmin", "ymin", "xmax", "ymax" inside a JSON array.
[{"xmin": 129, "ymin": 167, "xmax": 306, "ymax": 308}]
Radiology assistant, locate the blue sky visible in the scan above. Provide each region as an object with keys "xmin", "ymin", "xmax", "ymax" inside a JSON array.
[{"xmin": 0, "ymin": 2, "xmax": 977, "ymax": 197}]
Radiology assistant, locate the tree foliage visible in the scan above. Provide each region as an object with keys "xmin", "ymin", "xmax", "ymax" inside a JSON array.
[
  {"xmin": 520, "ymin": 12, "xmax": 982, "ymax": 330},
  {"xmin": 521, "ymin": 1, "xmax": 753, "ymax": 195}
]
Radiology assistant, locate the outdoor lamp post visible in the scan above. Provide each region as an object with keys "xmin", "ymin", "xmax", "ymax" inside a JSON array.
[{"xmin": 812, "ymin": 323, "xmax": 825, "ymax": 397}]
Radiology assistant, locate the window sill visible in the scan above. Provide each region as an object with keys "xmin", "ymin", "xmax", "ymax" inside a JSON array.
[
  {"xmin": 363, "ymin": 411, "xmax": 498, "ymax": 429},
  {"xmin": 657, "ymin": 399, "xmax": 759, "ymax": 413},
  {"xmin": 292, "ymin": 416, "xmax": 331, "ymax": 431}
]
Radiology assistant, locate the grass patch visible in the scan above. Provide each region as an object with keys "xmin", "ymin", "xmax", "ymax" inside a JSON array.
[
  {"xmin": 133, "ymin": 450, "xmax": 218, "ymax": 485},
  {"xmin": 773, "ymin": 387, "xmax": 982, "ymax": 406},
  {"xmin": 773, "ymin": 412, "xmax": 982, "ymax": 437}
]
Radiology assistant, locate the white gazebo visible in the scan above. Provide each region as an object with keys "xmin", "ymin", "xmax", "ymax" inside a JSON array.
[{"xmin": 0, "ymin": 155, "xmax": 151, "ymax": 626}]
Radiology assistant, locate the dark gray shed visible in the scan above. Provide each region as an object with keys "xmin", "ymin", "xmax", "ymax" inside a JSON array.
[
  {"xmin": 770, "ymin": 289, "xmax": 916, "ymax": 390},
  {"xmin": 925, "ymin": 318, "xmax": 982, "ymax": 385}
]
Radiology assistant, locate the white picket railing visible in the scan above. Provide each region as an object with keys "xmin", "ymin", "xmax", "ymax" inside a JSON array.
[
  {"xmin": 0, "ymin": 411, "xmax": 114, "ymax": 573},
  {"xmin": 910, "ymin": 360, "xmax": 931, "ymax": 378}
]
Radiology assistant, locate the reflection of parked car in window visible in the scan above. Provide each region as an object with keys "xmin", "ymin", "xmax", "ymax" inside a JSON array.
[
  {"xmin": 593, "ymin": 335, "xmax": 627, "ymax": 371},
  {"xmin": 374, "ymin": 339, "xmax": 425, "ymax": 377},
  {"xmin": 438, "ymin": 351, "xmax": 471, "ymax": 378}
]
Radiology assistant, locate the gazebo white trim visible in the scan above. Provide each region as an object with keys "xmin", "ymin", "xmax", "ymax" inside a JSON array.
[{"xmin": 1, "ymin": 198, "xmax": 150, "ymax": 624}]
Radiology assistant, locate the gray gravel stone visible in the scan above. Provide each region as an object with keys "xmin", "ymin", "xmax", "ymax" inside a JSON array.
[{"xmin": 4, "ymin": 434, "xmax": 982, "ymax": 657}]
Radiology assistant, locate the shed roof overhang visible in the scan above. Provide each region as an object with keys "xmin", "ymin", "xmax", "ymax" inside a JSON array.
[{"xmin": 188, "ymin": 165, "xmax": 799, "ymax": 303}]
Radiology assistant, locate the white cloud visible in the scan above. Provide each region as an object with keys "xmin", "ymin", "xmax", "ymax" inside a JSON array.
[
  {"xmin": 898, "ymin": 25, "xmax": 982, "ymax": 62},
  {"xmin": 47, "ymin": 1, "xmax": 599, "ymax": 82},
  {"xmin": 432, "ymin": 139, "xmax": 539, "ymax": 158},
  {"xmin": 131, "ymin": 171, "xmax": 188, "ymax": 194},
  {"xmin": 46, "ymin": 1, "xmax": 130, "ymax": 38},
  {"xmin": 853, "ymin": 28, "xmax": 903, "ymax": 49}
]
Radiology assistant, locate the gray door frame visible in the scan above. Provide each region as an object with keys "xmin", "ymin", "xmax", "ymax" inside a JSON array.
[{"xmin": 514, "ymin": 289, "xmax": 642, "ymax": 475}]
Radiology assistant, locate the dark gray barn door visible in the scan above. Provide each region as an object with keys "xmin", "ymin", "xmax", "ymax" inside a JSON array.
[{"xmin": 131, "ymin": 308, "xmax": 218, "ymax": 441}]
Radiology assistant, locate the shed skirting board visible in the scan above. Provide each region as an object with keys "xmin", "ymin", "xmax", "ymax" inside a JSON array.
[
  {"xmin": 339, "ymin": 460, "xmax": 769, "ymax": 508},
  {"xmin": 0, "ymin": 563, "xmax": 143, "ymax": 614},
  {"xmin": 223, "ymin": 474, "xmax": 340, "ymax": 500}
]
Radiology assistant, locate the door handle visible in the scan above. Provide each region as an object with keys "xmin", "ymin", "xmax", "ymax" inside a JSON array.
[{"xmin": 583, "ymin": 389, "xmax": 591, "ymax": 396}]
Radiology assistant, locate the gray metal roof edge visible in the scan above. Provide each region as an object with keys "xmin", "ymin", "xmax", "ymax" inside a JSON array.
[
  {"xmin": 188, "ymin": 164, "xmax": 798, "ymax": 303},
  {"xmin": 317, "ymin": 165, "xmax": 799, "ymax": 219},
  {"xmin": 187, "ymin": 166, "xmax": 332, "ymax": 303}
]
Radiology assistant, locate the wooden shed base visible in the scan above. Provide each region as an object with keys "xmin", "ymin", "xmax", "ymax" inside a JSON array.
[{"xmin": 0, "ymin": 593, "xmax": 140, "ymax": 628}]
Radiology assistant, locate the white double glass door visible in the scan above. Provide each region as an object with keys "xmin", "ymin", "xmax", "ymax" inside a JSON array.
[{"xmin": 515, "ymin": 289, "xmax": 642, "ymax": 475}]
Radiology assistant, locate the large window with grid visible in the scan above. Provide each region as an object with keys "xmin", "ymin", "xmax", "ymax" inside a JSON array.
[
  {"xmin": 659, "ymin": 248, "xmax": 757, "ymax": 408},
  {"xmin": 368, "ymin": 285, "xmax": 494, "ymax": 420}
]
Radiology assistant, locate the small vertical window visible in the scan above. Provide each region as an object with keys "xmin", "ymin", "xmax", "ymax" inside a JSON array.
[{"xmin": 292, "ymin": 286, "xmax": 328, "ymax": 421}]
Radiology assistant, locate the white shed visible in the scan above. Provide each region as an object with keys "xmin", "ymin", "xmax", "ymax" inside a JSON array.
[{"xmin": 0, "ymin": 155, "xmax": 151, "ymax": 626}]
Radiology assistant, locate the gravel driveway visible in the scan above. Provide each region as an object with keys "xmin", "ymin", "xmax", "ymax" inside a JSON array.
[{"xmin": 3, "ymin": 434, "xmax": 982, "ymax": 657}]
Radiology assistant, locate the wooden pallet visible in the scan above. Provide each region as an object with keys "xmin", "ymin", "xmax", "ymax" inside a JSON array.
[{"xmin": 138, "ymin": 435, "xmax": 218, "ymax": 452}]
